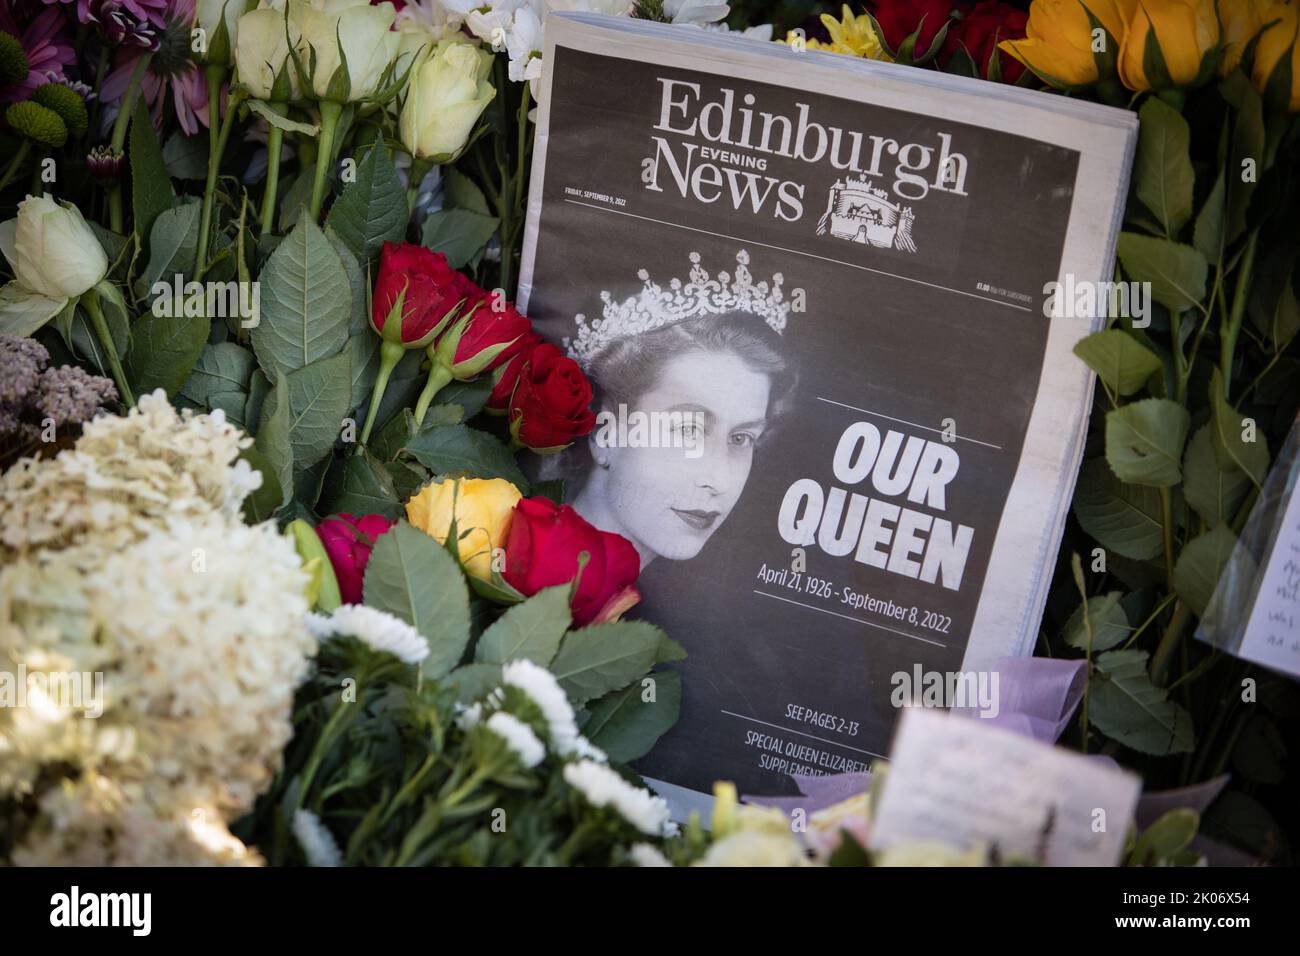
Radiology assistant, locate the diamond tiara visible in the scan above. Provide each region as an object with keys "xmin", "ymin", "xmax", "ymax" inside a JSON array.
[{"xmin": 564, "ymin": 250, "xmax": 789, "ymax": 370}]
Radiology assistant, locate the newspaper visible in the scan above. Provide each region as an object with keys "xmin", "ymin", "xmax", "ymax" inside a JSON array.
[{"xmin": 518, "ymin": 13, "xmax": 1137, "ymax": 810}]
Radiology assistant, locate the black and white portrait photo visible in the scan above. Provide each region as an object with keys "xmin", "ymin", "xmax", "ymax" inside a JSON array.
[{"xmin": 539, "ymin": 249, "xmax": 797, "ymax": 570}]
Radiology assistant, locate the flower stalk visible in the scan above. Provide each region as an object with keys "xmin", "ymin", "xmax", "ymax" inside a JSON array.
[
  {"xmin": 196, "ymin": 87, "xmax": 247, "ymax": 279},
  {"xmin": 360, "ymin": 340, "xmax": 406, "ymax": 445},
  {"xmin": 107, "ymin": 53, "xmax": 153, "ymax": 234},
  {"xmin": 309, "ymin": 100, "xmax": 344, "ymax": 221},
  {"xmin": 82, "ymin": 285, "xmax": 134, "ymax": 407}
]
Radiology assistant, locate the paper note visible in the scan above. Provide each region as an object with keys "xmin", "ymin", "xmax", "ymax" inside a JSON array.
[
  {"xmin": 1237, "ymin": 480, "xmax": 1300, "ymax": 678},
  {"xmin": 869, "ymin": 708, "xmax": 1141, "ymax": 866}
]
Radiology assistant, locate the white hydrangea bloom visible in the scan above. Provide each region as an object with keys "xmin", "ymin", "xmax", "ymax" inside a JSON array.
[
  {"xmin": 563, "ymin": 759, "xmax": 674, "ymax": 837},
  {"xmin": 628, "ymin": 842, "xmax": 673, "ymax": 867},
  {"xmin": 293, "ymin": 809, "xmax": 344, "ymax": 867},
  {"xmin": 485, "ymin": 711, "xmax": 545, "ymax": 768},
  {"xmin": 309, "ymin": 604, "xmax": 429, "ymax": 664},
  {"xmin": 0, "ymin": 390, "xmax": 258, "ymax": 558}
]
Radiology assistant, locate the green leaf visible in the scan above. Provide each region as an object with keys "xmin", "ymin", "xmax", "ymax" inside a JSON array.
[
  {"xmin": 1209, "ymin": 369, "xmax": 1269, "ymax": 486},
  {"xmin": 421, "ymin": 208, "xmax": 499, "ymax": 270},
  {"xmin": 1193, "ymin": 168, "xmax": 1226, "ymax": 265},
  {"xmin": 443, "ymin": 167, "xmax": 490, "ymax": 214},
  {"xmin": 1129, "ymin": 809, "xmax": 1198, "ymax": 864},
  {"xmin": 1182, "ymin": 425, "xmax": 1250, "ymax": 525},
  {"xmin": 134, "ymin": 201, "xmax": 200, "ymax": 299},
  {"xmin": 1173, "ymin": 524, "xmax": 1237, "ymax": 618},
  {"xmin": 1221, "ymin": 71, "xmax": 1264, "ymax": 245},
  {"xmin": 251, "ymin": 216, "xmax": 351, "ymax": 378},
  {"xmin": 1134, "ymin": 97, "xmax": 1194, "ymax": 238},
  {"xmin": 363, "ymin": 521, "xmax": 471, "ymax": 680},
  {"xmin": 474, "ymin": 585, "xmax": 572, "ymax": 666},
  {"xmin": 279, "ymin": 163, "xmax": 315, "ymax": 233},
  {"xmin": 1248, "ymin": 265, "xmax": 1300, "ymax": 350},
  {"xmin": 130, "ymin": 97, "xmax": 175, "ymax": 246},
  {"xmin": 247, "ymin": 99, "xmax": 319, "ymax": 136},
  {"xmin": 240, "ymin": 444, "xmax": 283, "ymax": 523},
  {"xmin": 124, "ymin": 307, "xmax": 210, "ymax": 397},
  {"xmin": 321, "ymin": 447, "xmax": 401, "ymax": 519},
  {"xmin": 0, "ymin": 282, "xmax": 67, "ymax": 337},
  {"xmin": 401, "ymin": 423, "xmax": 528, "ymax": 488},
  {"xmin": 254, "ymin": 370, "xmax": 294, "ymax": 511},
  {"xmin": 443, "ymin": 662, "xmax": 503, "ymax": 703},
  {"xmin": 1089, "ymin": 649, "xmax": 1193, "ymax": 755},
  {"xmin": 583, "ymin": 669, "xmax": 682, "ymax": 763},
  {"xmin": 285, "ymin": 350, "xmax": 352, "ymax": 472},
  {"xmin": 181, "ymin": 341, "xmax": 255, "ymax": 407},
  {"xmin": 1073, "ymin": 458, "xmax": 1165, "ymax": 560},
  {"xmin": 1232, "ymin": 714, "xmax": 1286, "ymax": 785},
  {"xmin": 326, "ymin": 139, "xmax": 408, "ymax": 267},
  {"xmin": 324, "ymin": 226, "xmax": 369, "ymax": 336},
  {"xmin": 1072, "ymin": 329, "xmax": 1162, "ymax": 396},
  {"xmin": 1116, "ymin": 233, "xmax": 1207, "ymax": 313},
  {"xmin": 437, "ymin": 376, "xmax": 494, "ymax": 419},
  {"xmin": 1104, "ymin": 398, "xmax": 1190, "ymax": 487},
  {"xmin": 162, "ymin": 131, "xmax": 207, "ymax": 180},
  {"xmin": 549, "ymin": 620, "xmax": 663, "ymax": 706},
  {"xmin": 1062, "ymin": 592, "xmax": 1129, "ymax": 652}
]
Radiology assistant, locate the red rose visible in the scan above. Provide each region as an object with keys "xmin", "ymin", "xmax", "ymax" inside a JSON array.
[
  {"xmin": 432, "ymin": 289, "xmax": 533, "ymax": 381},
  {"xmin": 943, "ymin": 1, "xmax": 1028, "ymax": 82},
  {"xmin": 371, "ymin": 242, "xmax": 478, "ymax": 349},
  {"xmin": 502, "ymin": 497, "xmax": 641, "ymax": 626},
  {"xmin": 507, "ymin": 342, "xmax": 596, "ymax": 452},
  {"xmin": 870, "ymin": 0, "xmax": 958, "ymax": 59},
  {"xmin": 316, "ymin": 513, "xmax": 395, "ymax": 604},
  {"xmin": 487, "ymin": 330, "xmax": 543, "ymax": 413}
]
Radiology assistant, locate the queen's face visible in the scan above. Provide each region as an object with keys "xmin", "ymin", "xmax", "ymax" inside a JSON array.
[{"xmin": 592, "ymin": 350, "xmax": 772, "ymax": 562}]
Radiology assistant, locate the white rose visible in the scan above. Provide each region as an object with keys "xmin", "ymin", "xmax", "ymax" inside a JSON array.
[
  {"xmin": 399, "ymin": 38, "xmax": 494, "ymax": 163},
  {"xmin": 197, "ymin": 0, "xmax": 255, "ymax": 64},
  {"xmin": 0, "ymin": 196, "xmax": 108, "ymax": 301},
  {"xmin": 289, "ymin": 0, "xmax": 401, "ymax": 102},
  {"xmin": 234, "ymin": 6, "xmax": 299, "ymax": 100}
]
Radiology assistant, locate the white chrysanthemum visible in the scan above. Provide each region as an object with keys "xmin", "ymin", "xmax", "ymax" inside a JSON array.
[
  {"xmin": 293, "ymin": 810, "xmax": 344, "ymax": 867},
  {"xmin": 500, "ymin": 658, "xmax": 594, "ymax": 757},
  {"xmin": 485, "ymin": 711, "xmax": 545, "ymax": 768},
  {"xmin": 0, "ymin": 389, "xmax": 257, "ymax": 558},
  {"xmin": 310, "ymin": 605, "xmax": 429, "ymax": 664},
  {"xmin": 628, "ymin": 842, "xmax": 673, "ymax": 867},
  {"xmin": 563, "ymin": 759, "xmax": 674, "ymax": 837},
  {"xmin": 455, "ymin": 701, "xmax": 484, "ymax": 730}
]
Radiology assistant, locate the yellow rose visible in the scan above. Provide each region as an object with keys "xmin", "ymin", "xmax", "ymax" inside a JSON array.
[
  {"xmin": 1220, "ymin": 0, "xmax": 1275, "ymax": 75},
  {"xmin": 1118, "ymin": 0, "xmax": 1219, "ymax": 91},
  {"xmin": 1252, "ymin": 3, "xmax": 1300, "ymax": 110},
  {"xmin": 1000, "ymin": 0, "xmax": 1134, "ymax": 87},
  {"xmin": 405, "ymin": 477, "xmax": 521, "ymax": 580}
]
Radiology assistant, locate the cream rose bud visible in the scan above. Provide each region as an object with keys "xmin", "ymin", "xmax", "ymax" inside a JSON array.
[
  {"xmin": 400, "ymin": 39, "xmax": 495, "ymax": 163},
  {"xmin": 235, "ymin": 6, "xmax": 298, "ymax": 100},
  {"xmin": 197, "ymin": 0, "xmax": 253, "ymax": 64},
  {"xmin": 0, "ymin": 196, "xmax": 108, "ymax": 300},
  {"xmin": 289, "ymin": 0, "xmax": 401, "ymax": 102}
]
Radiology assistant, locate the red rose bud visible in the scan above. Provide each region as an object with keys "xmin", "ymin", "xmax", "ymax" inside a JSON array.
[
  {"xmin": 508, "ymin": 342, "xmax": 596, "ymax": 453},
  {"xmin": 487, "ymin": 330, "xmax": 543, "ymax": 414},
  {"xmin": 432, "ymin": 289, "xmax": 532, "ymax": 381},
  {"xmin": 869, "ymin": 0, "xmax": 956, "ymax": 62},
  {"xmin": 502, "ymin": 497, "xmax": 641, "ymax": 626},
  {"xmin": 371, "ymin": 242, "xmax": 478, "ymax": 350},
  {"xmin": 941, "ymin": 1, "xmax": 1027, "ymax": 83},
  {"xmin": 316, "ymin": 513, "xmax": 396, "ymax": 605}
]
